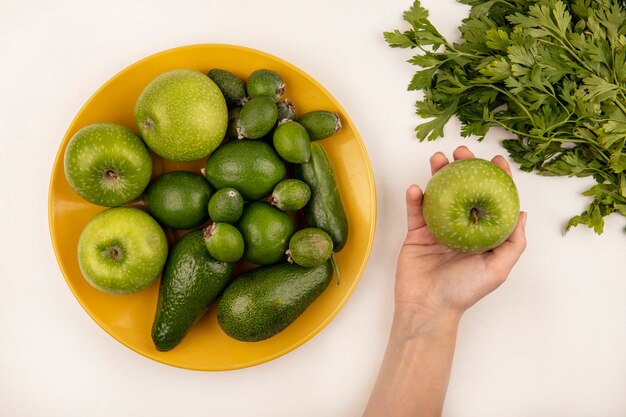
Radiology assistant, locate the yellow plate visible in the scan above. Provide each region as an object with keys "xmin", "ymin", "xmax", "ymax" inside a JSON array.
[{"xmin": 48, "ymin": 44, "xmax": 376, "ymax": 371}]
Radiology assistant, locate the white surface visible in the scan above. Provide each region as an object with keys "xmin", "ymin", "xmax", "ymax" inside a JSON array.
[{"xmin": 1, "ymin": 0, "xmax": 625, "ymax": 416}]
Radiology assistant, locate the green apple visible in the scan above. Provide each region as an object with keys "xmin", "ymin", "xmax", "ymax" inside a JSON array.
[
  {"xmin": 422, "ymin": 158, "xmax": 520, "ymax": 252},
  {"xmin": 64, "ymin": 122, "xmax": 152, "ymax": 206},
  {"xmin": 135, "ymin": 69, "xmax": 228, "ymax": 161},
  {"xmin": 78, "ymin": 207, "xmax": 168, "ymax": 295}
]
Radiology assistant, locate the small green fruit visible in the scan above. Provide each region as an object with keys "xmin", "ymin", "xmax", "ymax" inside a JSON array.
[
  {"xmin": 272, "ymin": 120, "xmax": 311, "ymax": 163},
  {"xmin": 269, "ymin": 179, "xmax": 311, "ymax": 212},
  {"xmin": 208, "ymin": 68, "xmax": 247, "ymax": 107},
  {"xmin": 203, "ymin": 223, "xmax": 245, "ymax": 263},
  {"xmin": 277, "ymin": 99, "xmax": 296, "ymax": 121},
  {"xmin": 297, "ymin": 110, "xmax": 342, "ymax": 140},
  {"xmin": 246, "ymin": 69, "xmax": 285, "ymax": 101},
  {"xmin": 144, "ymin": 171, "xmax": 213, "ymax": 229},
  {"xmin": 237, "ymin": 202, "xmax": 295, "ymax": 265},
  {"xmin": 287, "ymin": 228, "xmax": 333, "ymax": 267},
  {"xmin": 236, "ymin": 96, "xmax": 278, "ymax": 139},
  {"xmin": 226, "ymin": 107, "xmax": 242, "ymax": 139},
  {"xmin": 208, "ymin": 188, "xmax": 244, "ymax": 224}
]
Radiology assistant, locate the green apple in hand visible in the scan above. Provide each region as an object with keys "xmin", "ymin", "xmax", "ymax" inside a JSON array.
[
  {"xmin": 64, "ymin": 123, "xmax": 152, "ymax": 206},
  {"xmin": 422, "ymin": 158, "xmax": 520, "ymax": 252},
  {"xmin": 78, "ymin": 207, "xmax": 168, "ymax": 294},
  {"xmin": 135, "ymin": 69, "xmax": 228, "ymax": 161}
]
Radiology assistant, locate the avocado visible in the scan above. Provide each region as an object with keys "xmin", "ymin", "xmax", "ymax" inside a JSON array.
[
  {"xmin": 152, "ymin": 230, "xmax": 233, "ymax": 351},
  {"xmin": 217, "ymin": 260, "xmax": 333, "ymax": 342}
]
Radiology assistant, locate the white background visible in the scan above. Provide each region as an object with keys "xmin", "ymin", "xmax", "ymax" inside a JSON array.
[{"xmin": 1, "ymin": 0, "xmax": 625, "ymax": 416}]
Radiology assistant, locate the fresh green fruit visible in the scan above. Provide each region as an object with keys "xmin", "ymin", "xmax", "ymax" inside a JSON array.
[
  {"xmin": 207, "ymin": 187, "xmax": 244, "ymax": 224},
  {"xmin": 152, "ymin": 230, "xmax": 233, "ymax": 351},
  {"xmin": 246, "ymin": 69, "xmax": 285, "ymax": 101},
  {"xmin": 294, "ymin": 143, "xmax": 349, "ymax": 251},
  {"xmin": 287, "ymin": 228, "xmax": 333, "ymax": 267},
  {"xmin": 269, "ymin": 179, "xmax": 311, "ymax": 212},
  {"xmin": 236, "ymin": 96, "xmax": 278, "ymax": 139},
  {"xmin": 217, "ymin": 260, "xmax": 333, "ymax": 342},
  {"xmin": 272, "ymin": 120, "xmax": 311, "ymax": 163},
  {"xmin": 204, "ymin": 140, "xmax": 285, "ymax": 200},
  {"xmin": 237, "ymin": 202, "xmax": 295, "ymax": 265},
  {"xmin": 208, "ymin": 68, "xmax": 247, "ymax": 107},
  {"xmin": 226, "ymin": 107, "xmax": 242, "ymax": 139},
  {"xmin": 144, "ymin": 171, "xmax": 213, "ymax": 229},
  {"xmin": 297, "ymin": 110, "xmax": 342, "ymax": 140},
  {"xmin": 203, "ymin": 223, "xmax": 245, "ymax": 263},
  {"xmin": 277, "ymin": 99, "xmax": 296, "ymax": 121},
  {"xmin": 77, "ymin": 207, "xmax": 167, "ymax": 295},
  {"xmin": 64, "ymin": 122, "xmax": 152, "ymax": 207},
  {"xmin": 135, "ymin": 69, "xmax": 228, "ymax": 161},
  {"xmin": 422, "ymin": 158, "xmax": 520, "ymax": 252}
]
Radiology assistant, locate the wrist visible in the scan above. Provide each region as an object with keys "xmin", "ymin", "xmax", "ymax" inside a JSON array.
[{"xmin": 391, "ymin": 303, "xmax": 463, "ymax": 341}]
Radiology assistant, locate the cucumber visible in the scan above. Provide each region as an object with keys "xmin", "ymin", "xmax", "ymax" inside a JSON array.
[{"xmin": 294, "ymin": 143, "xmax": 349, "ymax": 251}]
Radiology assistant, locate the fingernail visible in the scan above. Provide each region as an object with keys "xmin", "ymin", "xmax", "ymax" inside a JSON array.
[{"xmin": 521, "ymin": 211, "xmax": 527, "ymax": 227}]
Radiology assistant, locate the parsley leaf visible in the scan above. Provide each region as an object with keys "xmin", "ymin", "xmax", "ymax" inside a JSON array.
[{"xmin": 386, "ymin": 0, "xmax": 626, "ymax": 234}]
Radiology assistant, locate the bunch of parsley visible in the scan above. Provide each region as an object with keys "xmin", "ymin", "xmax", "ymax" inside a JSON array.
[{"xmin": 385, "ymin": 0, "xmax": 626, "ymax": 234}]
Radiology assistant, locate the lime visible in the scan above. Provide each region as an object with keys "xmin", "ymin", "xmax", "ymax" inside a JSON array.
[
  {"xmin": 203, "ymin": 223, "xmax": 244, "ymax": 263},
  {"xmin": 144, "ymin": 171, "xmax": 213, "ymax": 229},
  {"xmin": 204, "ymin": 140, "xmax": 285, "ymax": 200},
  {"xmin": 269, "ymin": 179, "xmax": 311, "ymax": 212},
  {"xmin": 208, "ymin": 187, "xmax": 244, "ymax": 224},
  {"xmin": 237, "ymin": 202, "xmax": 295, "ymax": 265},
  {"xmin": 287, "ymin": 228, "xmax": 333, "ymax": 267}
]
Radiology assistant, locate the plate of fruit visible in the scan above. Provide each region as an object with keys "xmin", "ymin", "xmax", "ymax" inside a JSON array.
[{"xmin": 48, "ymin": 44, "xmax": 376, "ymax": 370}]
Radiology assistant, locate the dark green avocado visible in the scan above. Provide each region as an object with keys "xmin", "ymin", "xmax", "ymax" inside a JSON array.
[
  {"xmin": 217, "ymin": 261, "xmax": 333, "ymax": 342},
  {"xmin": 152, "ymin": 230, "xmax": 233, "ymax": 351}
]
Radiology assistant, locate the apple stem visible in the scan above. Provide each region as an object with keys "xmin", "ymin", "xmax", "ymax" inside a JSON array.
[
  {"xmin": 105, "ymin": 170, "xmax": 119, "ymax": 181},
  {"xmin": 104, "ymin": 247, "xmax": 122, "ymax": 261},
  {"xmin": 470, "ymin": 207, "xmax": 479, "ymax": 225}
]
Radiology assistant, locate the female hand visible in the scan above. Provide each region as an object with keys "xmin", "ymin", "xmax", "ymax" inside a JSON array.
[{"xmin": 395, "ymin": 146, "xmax": 528, "ymax": 324}]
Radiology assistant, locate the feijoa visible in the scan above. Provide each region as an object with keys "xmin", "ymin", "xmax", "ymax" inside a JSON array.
[
  {"xmin": 277, "ymin": 99, "xmax": 296, "ymax": 121},
  {"xmin": 269, "ymin": 179, "xmax": 311, "ymax": 212},
  {"xmin": 297, "ymin": 110, "xmax": 342, "ymax": 140},
  {"xmin": 208, "ymin": 187, "xmax": 244, "ymax": 224},
  {"xmin": 226, "ymin": 107, "xmax": 242, "ymax": 139},
  {"xmin": 246, "ymin": 69, "xmax": 285, "ymax": 101},
  {"xmin": 272, "ymin": 120, "xmax": 311, "ymax": 163},
  {"xmin": 208, "ymin": 69, "xmax": 247, "ymax": 107},
  {"xmin": 203, "ymin": 223, "xmax": 245, "ymax": 263},
  {"xmin": 287, "ymin": 228, "xmax": 333, "ymax": 268},
  {"xmin": 237, "ymin": 96, "xmax": 278, "ymax": 139}
]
